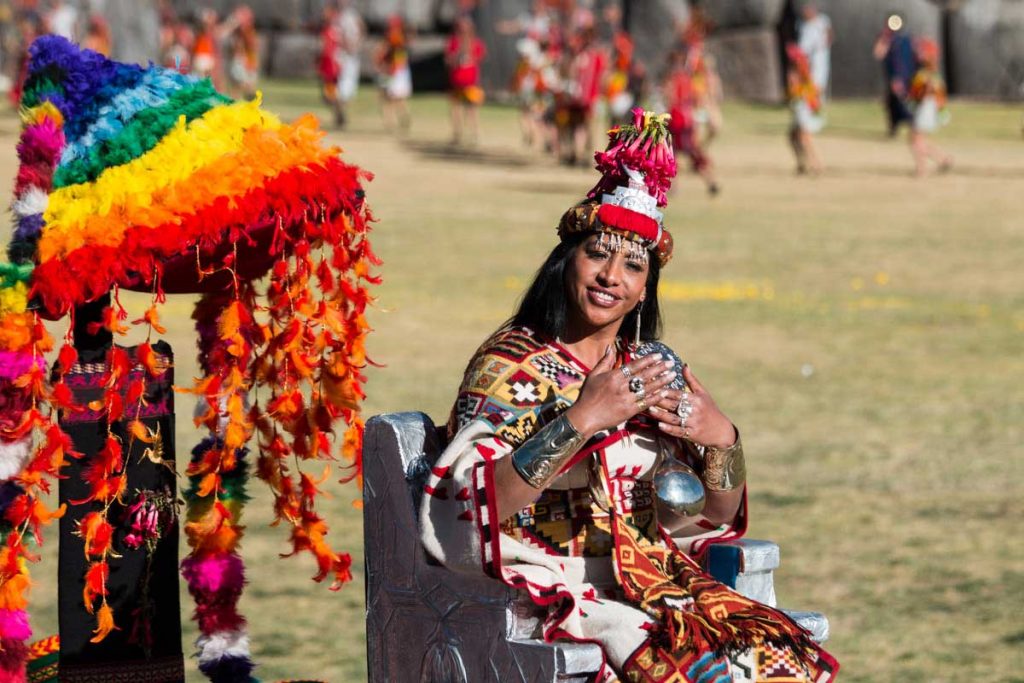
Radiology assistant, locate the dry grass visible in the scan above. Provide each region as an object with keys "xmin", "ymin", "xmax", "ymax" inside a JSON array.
[{"xmin": 1, "ymin": 81, "xmax": 1021, "ymax": 681}]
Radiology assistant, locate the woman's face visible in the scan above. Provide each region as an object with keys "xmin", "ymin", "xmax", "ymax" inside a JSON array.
[{"xmin": 565, "ymin": 233, "xmax": 649, "ymax": 335}]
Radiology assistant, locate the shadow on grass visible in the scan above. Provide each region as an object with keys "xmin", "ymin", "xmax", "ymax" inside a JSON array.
[
  {"xmin": 403, "ymin": 139, "xmax": 532, "ymax": 167},
  {"xmin": 715, "ymin": 162, "xmax": 1024, "ymax": 181},
  {"xmin": 505, "ymin": 179, "xmax": 591, "ymax": 195}
]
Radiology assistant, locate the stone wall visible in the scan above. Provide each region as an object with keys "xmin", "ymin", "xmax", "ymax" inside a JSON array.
[
  {"xmin": 92, "ymin": 0, "xmax": 161, "ymax": 64},
  {"xmin": 700, "ymin": 0, "xmax": 786, "ymax": 29},
  {"xmin": 708, "ymin": 28, "xmax": 785, "ymax": 103},
  {"xmin": 802, "ymin": 0, "xmax": 941, "ymax": 98},
  {"xmin": 627, "ymin": 0, "xmax": 689, "ymax": 79},
  {"xmin": 950, "ymin": 0, "xmax": 1024, "ymax": 99}
]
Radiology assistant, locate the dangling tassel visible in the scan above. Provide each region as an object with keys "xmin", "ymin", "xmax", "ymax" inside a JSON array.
[
  {"xmin": 634, "ymin": 299, "xmax": 645, "ymax": 347},
  {"xmin": 181, "ymin": 291, "xmax": 256, "ymax": 682}
]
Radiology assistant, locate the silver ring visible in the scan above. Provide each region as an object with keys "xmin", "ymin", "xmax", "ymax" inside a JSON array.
[
  {"xmin": 628, "ymin": 376, "xmax": 645, "ymax": 398},
  {"xmin": 676, "ymin": 394, "xmax": 693, "ymax": 425},
  {"xmin": 620, "ymin": 365, "xmax": 633, "ymax": 379}
]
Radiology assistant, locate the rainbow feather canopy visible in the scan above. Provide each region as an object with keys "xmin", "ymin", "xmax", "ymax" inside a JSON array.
[{"xmin": 0, "ymin": 36, "xmax": 378, "ymax": 679}]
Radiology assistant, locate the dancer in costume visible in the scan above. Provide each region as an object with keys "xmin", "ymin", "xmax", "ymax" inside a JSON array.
[
  {"xmin": 550, "ymin": 21, "xmax": 605, "ymax": 166},
  {"xmin": 161, "ymin": 16, "xmax": 193, "ymax": 74},
  {"xmin": 191, "ymin": 8, "xmax": 224, "ymax": 89},
  {"xmin": 907, "ymin": 38, "xmax": 952, "ymax": 177},
  {"xmin": 685, "ymin": 38, "xmax": 723, "ymax": 148},
  {"xmin": 497, "ymin": 0, "xmax": 556, "ymax": 149},
  {"xmin": 786, "ymin": 43, "xmax": 825, "ymax": 175},
  {"xmin": 420, "ymin": 109, "xmax": 838, "ymax": 683},
  {"xmin": 319, "ymin": 5, "xmax": 344, "ymax": 127},
  {"xmin": 376, "ymin": 14, "xmax": 412, "ymax": 133},
  {"xmin": 333, "ymin": 0, "xmax": 365, "ymax": 129},
  {"xmin": 226, "ymin": 5, "xmax": 259, "ymax": 100},
  {"xmin": 81, "ymin": 15, "xmax": 111, "ymax": 56},
  {"xmin": 797, "ymin": 2, "xmax": 832, "ymax": 106},
  {"xmin": 664, "ymin": 49, "xmax": 720, "ymax": 196},
  {"xmin": 446, "ymin": 15, "xmax": 486, "ymax": 146},
  {"xmin": 605, "ymin": 26, "xmax": 637, "ymax": 127},
  {"xmin": 1, "ymin": 36, "xmax": 377, "ymax": 682}
]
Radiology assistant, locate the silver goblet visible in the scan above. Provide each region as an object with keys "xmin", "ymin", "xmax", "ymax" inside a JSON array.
[{"xmin": 653, "ymin": 460, "xmax": 706, "ymax": 518}]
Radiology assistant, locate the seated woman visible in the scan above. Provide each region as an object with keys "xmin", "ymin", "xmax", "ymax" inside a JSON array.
[{"xmin": 420, "ymin": 110, "xmax": 838, "ymax": 682}]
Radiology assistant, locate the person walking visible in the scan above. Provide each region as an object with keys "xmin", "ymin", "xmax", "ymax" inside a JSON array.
[
  {"xmin": 333, "ymin": 0, "xmax": 364, "ymax": 128},
  {"xmin": 786, "ymin": 43, "xmax": 825, "ymax": 175},
  {"xmin": 377, "ymin": 14, "xmax": 412, "ymax": 133},
  {"xmin": 446, "ymin": 15, "xmax": 486, "ymax": 145},
  {"xmin": 907, "ymin": 38, "xmax": 952, "ymax": 176},
  {"xmin": 797, "ymin": 2, "xmax": 832, "ymax": 102},
  {"xmin": 873, "ymin": 13, "xmax": 915, "ymax": 137}
]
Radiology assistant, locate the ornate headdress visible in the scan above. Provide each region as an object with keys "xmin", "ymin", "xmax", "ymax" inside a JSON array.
[
  {"xmin": 558, "ymin": 108, "xmax": 677, "ymax": 265},
  {"xmin": 0, "ymin": 36, "xmax": 377, "ymax": 678}
]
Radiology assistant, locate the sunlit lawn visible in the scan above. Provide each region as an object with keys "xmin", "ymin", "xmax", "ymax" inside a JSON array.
[{"xmin": 0, "ymin": 81, "xmax": 1020, "ymax": 681}]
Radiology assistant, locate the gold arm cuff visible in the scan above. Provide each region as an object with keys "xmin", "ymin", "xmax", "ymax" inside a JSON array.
[
  {"xmin": 510, "ymin": 414, "xmax": 586, "ymax": 489},
  {"xmin": 702, "ymin": 431, "xmax": 746, "ymax": 492}
]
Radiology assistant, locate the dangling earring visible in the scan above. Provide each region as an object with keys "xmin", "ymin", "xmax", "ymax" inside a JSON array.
[{"xmin": 634, "ymin": 299, "xmax": 645, "ymax": 347}]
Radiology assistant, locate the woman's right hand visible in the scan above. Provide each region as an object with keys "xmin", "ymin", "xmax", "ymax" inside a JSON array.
[{"xmin": 564, "ymin": 348, "xmax": 677, "ymax": 438}]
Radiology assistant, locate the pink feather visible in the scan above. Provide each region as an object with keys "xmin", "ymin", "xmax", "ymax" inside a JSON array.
[
  {"xmin": 0, "ymin": 611, "xmax": 31, "ymax": 642},
  {"xmin": 16, "ymin": 120, "xmax": 65, "ymax": 167},
  {"xmin": 181, "ymin": 552, "xmax": 246, "ymax": 596}
]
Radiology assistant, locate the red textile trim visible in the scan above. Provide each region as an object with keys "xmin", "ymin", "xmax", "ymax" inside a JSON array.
[
  {"xmin": 556, "ymin": 427, "xmax": 627, "ymax": 477},
  {"xmin": 596, "ymin": 204, "xmax": 659, "ymax": 242},
  {"xmin": 482, "ymin": 455, "xmax": 502, "ymax": 577},
  {"xmin": 30, "ymin": 156, "xmax": 369, "ymax": 317},
  {"xmin": 471, "ymin": 463, "xmax": 490, "ymax": 577}
]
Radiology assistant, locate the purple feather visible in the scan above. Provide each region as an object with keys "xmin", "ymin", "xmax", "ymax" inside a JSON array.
[
  {"xmin": 13, "ymin": 214, "xmax": 44, "ymax": 242},
  {"xmin": 26, "ymin": 36, "xmax": 145, "ymax": 140},
  {"xmin": 198, "ymin": 655, "xmax": 255, "ymax": 683}
]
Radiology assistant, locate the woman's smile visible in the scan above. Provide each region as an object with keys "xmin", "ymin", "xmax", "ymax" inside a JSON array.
[{"xmin": 586, "ymin": 286, "xmax": 621, "ymax": 308}]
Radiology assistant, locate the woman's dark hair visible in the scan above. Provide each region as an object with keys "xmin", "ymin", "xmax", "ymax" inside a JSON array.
[{"xmin": 509, "ymin": 232, "xmax": 663, "ymax": 343}]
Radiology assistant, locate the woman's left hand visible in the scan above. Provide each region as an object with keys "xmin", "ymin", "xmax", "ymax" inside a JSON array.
[{"xmin": 647, "ymin": 365, "xmax": 736, "ymax": 449}]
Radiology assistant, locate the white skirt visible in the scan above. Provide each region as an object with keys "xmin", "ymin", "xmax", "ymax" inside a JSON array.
[
  {"xmin": 379, "ymin": 65, "xmax": 412, "ymax": 99},
  {"xmin": 913, "ymin": 96, "xmax": 943, "ymax": 133},
  {"xmin": 792, "ymin": 100, "xmax": 825, "ymax": 134}
]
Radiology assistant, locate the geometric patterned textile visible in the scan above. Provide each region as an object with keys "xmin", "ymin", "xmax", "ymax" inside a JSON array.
[{"xmin": 425, "ymin": 325, "xmax": 840, "ymax": 683}]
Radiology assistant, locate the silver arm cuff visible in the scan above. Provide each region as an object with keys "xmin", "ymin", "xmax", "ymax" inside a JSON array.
[
  {"xmin": 510, "ymin": 414, "xmax": 586, "ymax": 489},
  {"xmin": 702, "ymin": 431, "xmax": 746, "ymax": 492}
]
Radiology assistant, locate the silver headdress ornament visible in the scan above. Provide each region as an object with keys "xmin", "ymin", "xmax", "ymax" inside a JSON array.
[{"xmin": 600, "ymin": 166, "xmax": 664, "ymax": 227}]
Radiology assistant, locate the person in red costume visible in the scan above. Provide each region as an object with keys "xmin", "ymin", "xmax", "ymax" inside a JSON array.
[
  {"xmin": 663, "ymin": 49, "xmax": 720, "ymax": 196},
  {"xmin": 562, "ymin": 23, "xmax": 606, "ymax": 165},
  {"xmin": 446, "ymin": 15, "xmax": 487, "ymax": 146}
]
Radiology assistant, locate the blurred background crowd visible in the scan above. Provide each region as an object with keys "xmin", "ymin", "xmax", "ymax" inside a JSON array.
[{"xmin": 0, "ymin": 0, "xmax": 1021, "ymax": 176}]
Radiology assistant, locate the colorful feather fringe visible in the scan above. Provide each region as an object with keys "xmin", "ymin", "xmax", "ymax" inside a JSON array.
[{"xmin": 1, "ymin": 35, "xmax": 377, "ymax": 680}]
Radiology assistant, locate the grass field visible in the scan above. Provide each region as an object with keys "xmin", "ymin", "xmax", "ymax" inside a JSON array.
[{"xmin": 1, "ymin": 82, "xmax": 1021, "ymax": 681}]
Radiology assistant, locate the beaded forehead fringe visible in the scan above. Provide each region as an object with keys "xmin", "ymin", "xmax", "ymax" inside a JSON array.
[{"xmin": 594, "ymin": 231, "xmax": 649, "ymax": 263}]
